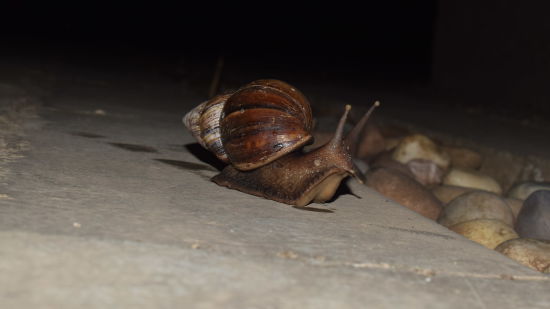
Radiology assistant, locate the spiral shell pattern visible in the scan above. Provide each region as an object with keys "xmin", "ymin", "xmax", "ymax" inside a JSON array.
[
  {"xmin": 183, "ymin": 93, "xmax": 231, "ymax": 163},
  {"xmin": 220, "ymin": 79, "xmax": 313, "ymax": 170},
  {"xmin": 183, "ymin": 79, "xmax": 313, "ymax": 171}
]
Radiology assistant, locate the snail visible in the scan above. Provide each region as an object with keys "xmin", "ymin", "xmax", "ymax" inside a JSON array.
[{"xmin": 183, "ymin": 79, "xmax": 379, "ymax": 207}]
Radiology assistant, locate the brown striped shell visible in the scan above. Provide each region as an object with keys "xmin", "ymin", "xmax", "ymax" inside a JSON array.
[
  {"xmin": 183, "ymin": 79, "xmax": 313, "ymax": 171},
  {"xmin": 183, "ymin": 93, "xmax": 231, "ymax": 163},
  {"xmin": 221, "ymin": 79, "xmax": 313, "ymax": 170}
]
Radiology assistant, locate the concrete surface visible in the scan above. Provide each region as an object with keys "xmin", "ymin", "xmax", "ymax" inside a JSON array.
[{"xmin": 1, "ymin": 76, "xmax": 549, "ymax": 308}]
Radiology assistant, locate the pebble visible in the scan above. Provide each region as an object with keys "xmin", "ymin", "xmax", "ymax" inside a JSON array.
[
  {"xmin": 507, "ymin": 181, "xmax": 550, "ymax": 200},
  {"xmin": 479, "ymin": 150, "xmax": 525, "ymax": 194},
  {"xmin": 438, "ymin": 191, "xmax": 514, "ymax": 228},
  {"xmin": 370, "ymin": 151, "xmax": 416, "ymax": 179},
  {"xmin": 93, "ymin": 109, "xmax": 107, "ymax": 116},
  {"xmin": 431, "ymin": 185, "xmax": 475, "ymax": 204},
  {"xmin": 366, "ymin": 167, "xmax": 442, "ymax": 220},
  {"xmin": 495, "ymin": 238, "xmax": 550, "ymax": 273},
  {"xmin": 449, "ymin": 219, "xmax": 518, "ymax": 249},
  {"xmin": 385, "ymin": 137, "xmax": 402, "ymax": 151},
  {"xmin": 442, "ymin": 146, "xmax": 483, "ymax": 169},
  {"xmin": 406, "ymin": 159, "xmax": 444, "ymax": 187},
  {"xmin": 392, "ymin": 134, "xmax": 451, "ymax": 170},
  {"xmin": 515, "ymin": 190, "xmax": 550, "ymax": 241},
  {"xmin": 355, "ymin": 123, "xmax": 386, "ymax": 160},
  {"xmin": 443, "ymin": 167, "xmax": 502, "ymax": 194},
  {"xmin": 378, "ymin": 124, "xmax": 409, "ymax": 151}
]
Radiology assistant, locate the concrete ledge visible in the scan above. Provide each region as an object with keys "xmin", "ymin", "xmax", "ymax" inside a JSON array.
[{"xmin": 1, "ymin": 85, "xmax": 549, "ymax": 308}]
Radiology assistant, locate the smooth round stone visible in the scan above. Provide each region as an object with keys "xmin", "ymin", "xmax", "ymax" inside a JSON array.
[
  {"xmin": 478, "ymin": 150, "xmax": 524, "ymax": 196},
  {"xmin": 432, "ymin": 185, "xmax": 475, "ymax": 204},
  {"xmin": 392, "ymin": 134, "xmax": 450, "ymax": 170},
  {"xmin": 443, "ymin": 167, "xmax": 502, "ymax": 194},
  {"xmin": 379, "ymin": 122, "xmax": 409, "ymax": 151},
  {"xmin": 367, "ymin": 167, "xmax": 442, "ymax": 220},
  {"xmin": 353, "ymin": 158, "xmax": 369, "ymax": 176},
  {"xmin": 495, "ymin": 238, "xmax": 550, "ymax": 273},
  {"xmin": 441, "ymin": 146, "xmax": 482, "ymax": 170},
  {"xmin": 406, "ymin": 159, "xmax": 444, "ymax": 187},
  {"xmin": 449, "ymin": 219, "xmax": 518, "ymax": 249},
  {"xmin": 355, "ymin": 123, "xmax": 386, "ymax": 160},
  {"xmin": 515, "ymin": 190, "xmax": 550, "ymax": 241},
  {"xmin": 371, "ymin": 151, "xmax": 416, "ymax": 179},
  {"xmin": 384, "ymin": 137, "xmax": 402, "ymax": 151},
  {"xmin": 438, "ymin": 191, "xmax": 514, "ymax": 227},
  {"xmin": 507, "ymin": 181, "xmax": 550, "ymax": 200}
]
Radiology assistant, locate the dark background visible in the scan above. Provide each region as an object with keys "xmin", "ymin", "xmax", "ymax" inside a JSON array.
[
  {"xmin": 1, "ymin": 2, "xmax": 436, "ymax": 80},
  {"xmin": 2, "ymin": 1, "xmax": 550, "ymax": 114}
]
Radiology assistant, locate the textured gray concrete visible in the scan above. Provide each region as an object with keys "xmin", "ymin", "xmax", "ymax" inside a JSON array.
[{"xmin": 1, "ymin": 78, "xmax": 549, "ymax": 308}]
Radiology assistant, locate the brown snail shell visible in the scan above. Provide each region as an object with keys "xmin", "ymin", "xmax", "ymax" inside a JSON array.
[
  {"xmin": 221, "ymin": 79, "xmax": 313, "ymax": 170},
  {"xmin": 183, "ymin": 93, "xmax": 231, "ymax": 163},
  {"xmin": 183, "ymin": 79, "xmax": 313, "ymax": 170}
]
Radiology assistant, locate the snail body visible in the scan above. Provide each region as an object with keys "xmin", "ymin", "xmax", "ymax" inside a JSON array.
[{"xmin": 184, "ymin": 79, "xmax": 377, "ymax": 206}]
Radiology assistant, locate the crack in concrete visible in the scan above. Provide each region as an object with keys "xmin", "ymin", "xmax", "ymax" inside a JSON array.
[
  {"xmin": 367, "ymin": 223, "xmax": 457, "ymax": 240},
  {"xmin": 183, "ymin": 238, "xmax": 550, "ymax": 282},
  {"xmin": 464, "ymin": 277, "xmax": 488, "ymax": 309},
  {"xmin": 305, "ymin": 257, "xmax": 550, "ymax": 282}
]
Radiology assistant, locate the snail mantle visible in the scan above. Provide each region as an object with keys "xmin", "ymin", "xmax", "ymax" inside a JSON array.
[{"xmin": 183, "ymin": 79, "xmax": 379, "ymax": 207}]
